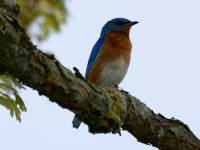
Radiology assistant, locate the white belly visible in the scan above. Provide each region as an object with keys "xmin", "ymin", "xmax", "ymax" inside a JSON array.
[{"xmin": 99, "ymin": 58, "xmax": 129, "ymax": 86}]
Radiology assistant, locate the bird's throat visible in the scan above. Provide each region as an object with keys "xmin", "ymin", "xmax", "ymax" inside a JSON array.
[{"xmin": 106, "ymin": 31, "xmax": 131, "ymax": 50}]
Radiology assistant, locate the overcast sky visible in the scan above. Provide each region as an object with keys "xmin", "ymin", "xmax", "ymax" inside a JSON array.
[{"xmin": 1, "ymin": 0, "xmax": 200, "ymax": 150}]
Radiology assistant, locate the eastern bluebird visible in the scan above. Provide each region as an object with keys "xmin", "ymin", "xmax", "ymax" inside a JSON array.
[{"xmin": 73, "ymin": 18, "xmax": 138, "ymax": 128}]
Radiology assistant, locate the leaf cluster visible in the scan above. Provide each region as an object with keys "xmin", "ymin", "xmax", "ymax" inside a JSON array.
[
  {"xmin": 0, "ymin": 75, "xmax": 26, "ymax": 122},
  {"xmin": 17, "ymin": 0, "xmax": 67, "ymax": 41}
]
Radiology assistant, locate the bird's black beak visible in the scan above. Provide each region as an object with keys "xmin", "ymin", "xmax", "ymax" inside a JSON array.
[{"xmin": 130, "ymin": 21, "xmax": 139, "ymax": 26}]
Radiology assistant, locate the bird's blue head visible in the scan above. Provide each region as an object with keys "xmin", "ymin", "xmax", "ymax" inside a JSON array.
[{"xmin": 100, "ymin": 18, "xmax": 138, "ymax": 36}]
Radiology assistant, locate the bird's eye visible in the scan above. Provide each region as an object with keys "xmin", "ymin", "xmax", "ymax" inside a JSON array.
[{"xmin": 116, "ymin": 21, "xmax": 124, "ymax": 25}]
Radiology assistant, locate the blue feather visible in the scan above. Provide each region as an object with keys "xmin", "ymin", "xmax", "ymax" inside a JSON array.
[{"xmin": 85, "ymin": 36, "xmax": 105, "ymax": 79}]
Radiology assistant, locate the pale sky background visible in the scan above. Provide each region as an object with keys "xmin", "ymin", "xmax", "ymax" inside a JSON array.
[{"xmin": 1, "ymin": 0, "xmax": 200, "ymax": 150}]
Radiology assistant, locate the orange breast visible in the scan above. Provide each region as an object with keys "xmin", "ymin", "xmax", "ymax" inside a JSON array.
[{"xmin": 87, "ymin": 31, "xmax": 132, "ymax": 84}]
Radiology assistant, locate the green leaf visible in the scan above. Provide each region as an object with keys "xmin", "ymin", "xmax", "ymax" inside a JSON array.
[
  {"xmin": 14, "ymin": 93, "xmax": 27, "ymax": 112},
  {"xmin": 14, "ymin": 103, "xmax": 22, "ymax": 122},
  {"xmin": 0, "ymin": 96, "xmax": 12, "ymax": 110},
  {"xmin": 0, "ymin": 82, "xmax": 18, "ymax": 94},
  {"xmin": 0, "ymin": 95, "xmax": 15, "ymax": 118},
  {"xmin": 0, "ymin": 94, "xmax": 25, "ymax": 122}
]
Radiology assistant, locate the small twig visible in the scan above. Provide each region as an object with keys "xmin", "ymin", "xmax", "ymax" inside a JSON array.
[
  {"xmin": 120, "ymin": 89, "xmax": 129, "ymax": 95},
  {"xmin": 114, "ymin": 84, "xmax": 129, "ymax": 95},
  {"xmin": 73, "ymin": 67, "xmax": 85, "ymax": 80}
]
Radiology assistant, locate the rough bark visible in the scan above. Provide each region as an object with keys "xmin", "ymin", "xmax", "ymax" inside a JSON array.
[{"xmin": 0, "ymin": 3, "xmax": 200, "ymax": 150}]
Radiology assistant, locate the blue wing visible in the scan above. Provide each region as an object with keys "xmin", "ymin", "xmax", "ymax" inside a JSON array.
[{"xmin": 85, "ymin": 36, "xmax": 105, "ymax": 79}]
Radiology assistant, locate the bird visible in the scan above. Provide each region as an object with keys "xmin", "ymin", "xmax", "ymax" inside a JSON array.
[{"xmin": 72, "ymin": 18, "xmax": 138, "ymax": 128}]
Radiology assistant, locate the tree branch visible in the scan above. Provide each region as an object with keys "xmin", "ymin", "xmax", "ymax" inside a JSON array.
[
  {"xmin": 1, "ymin": 0, "xmax": 16, "ymax": 7},
  {"xmin": 0, "ymin": 4, "xmax": 199, "ymax": 150}
]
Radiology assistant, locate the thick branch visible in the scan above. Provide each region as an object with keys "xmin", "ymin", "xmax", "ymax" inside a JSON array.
[
  {"xmin": 0, "ymin": 4, "xmax": 199, "ymax": 150},
  {"xmin": 1, "ymin": 0, "xmax": 16, "ymax": 7}
]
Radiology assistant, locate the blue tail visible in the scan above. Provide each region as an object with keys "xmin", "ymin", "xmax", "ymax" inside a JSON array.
[{"xmin": 72, "ymin": 116, "xmax": 82, "ymax": 129}]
